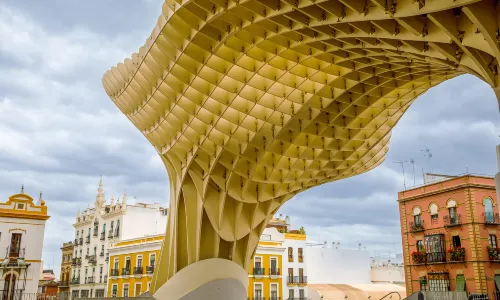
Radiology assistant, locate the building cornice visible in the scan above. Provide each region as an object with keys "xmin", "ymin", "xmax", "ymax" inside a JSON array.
[{"xmin": 398, "ymin": 183, "xmax": 496, "ymax": 203}]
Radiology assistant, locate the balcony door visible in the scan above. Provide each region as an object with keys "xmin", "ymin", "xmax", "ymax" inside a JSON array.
[
  {"xmin": 9, "ymin": 234, "xmax": 22, "ymax": 258},
  {"xmin": 254, "ymin": 284, "xmax": 262, "ymax": 300},
  {"xmin": 425, "ymin": 234, "xmax": 445, "ymax": 263},
  {"xmin": 4, "ymin": 274, "xmax": 16, "ymax": 299},
  {"xmin": 270, "ymin": 257, "xmax": 277, "ymax": 274}
]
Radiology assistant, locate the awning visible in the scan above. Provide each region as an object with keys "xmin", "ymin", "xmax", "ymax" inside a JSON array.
[{"xmin": 456, "ymin": 275, "xmax": 465, "ymax": 291}]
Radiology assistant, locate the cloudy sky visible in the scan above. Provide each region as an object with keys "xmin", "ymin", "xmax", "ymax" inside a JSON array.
[{"xmin": 0, "ymin": 1, "xmax": 498, "ymax": 277}]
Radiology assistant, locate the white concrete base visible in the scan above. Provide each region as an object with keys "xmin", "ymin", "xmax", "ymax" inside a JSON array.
[{"xmin": 152, "ymin": 258, "xmax": 248, "ymax": 300}]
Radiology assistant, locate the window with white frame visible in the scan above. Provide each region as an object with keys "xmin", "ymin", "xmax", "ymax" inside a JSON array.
[
  {"xmin": 150, "ymin": 253, "xmax": 156, "ymax": 266},
  {"xmin": 137, "ymin": 255, "xmax": 143, "ymax": 268},
  {"xmin": 111, "ymin": 284, "xmax": 118, "ymax": 297},
  {"xmin": 123, "ymin": 284, "xmax": 129, "ymax": 297},
  {"xmin": 254, "ymin": 284, "xmax": 262, "ymax": 299},
  {"xmin": 270, "ymin": 284, "xmax": 278, "ymax": 299}
]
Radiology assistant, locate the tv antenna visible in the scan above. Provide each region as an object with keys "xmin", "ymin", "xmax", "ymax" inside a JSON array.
[
  {"xmin": 410, "ymin": 158, "xmax": 416, "ymax": 186},
  {"xmin": 393, "ymin": 161, "xmax": 406, "ymax": 190},
  {"xmin": 421, "ymin": 147, "xmax": 433, "ymax": 173}
]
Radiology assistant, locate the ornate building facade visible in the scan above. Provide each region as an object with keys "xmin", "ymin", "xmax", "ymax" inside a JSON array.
[
  {"xmin": 59, "ymin": 241, "xmax": 73, "ymax": 293},
  {"xmin": 0, "ymin": 189, "xmax": 50, "ymax": 296},
  {"xmin": 69, "ymin": 179, "xmax": 168, "ymax": 298},
  {"xmin": 399, "ymin": 174, "xmax": 498, "ymax": 296}
]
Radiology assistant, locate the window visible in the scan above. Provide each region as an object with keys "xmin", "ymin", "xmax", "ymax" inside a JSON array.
[
  {"xmin": 414, "ymin": 214, "xmax": 421, "ymax": 225},
  {"xmin": 81, "ymin": 290, "xmax": 89, "ymax": 298},
  {"xmin": 125, "ymin": 257, "xmax": 131, "ymax": 269},
  {"xmin": 270, "ymin": 257, "xmax": 278, "ymax": 274},
  {"xmin": 100, "ymin": 266, "xmax": 103, "ymax": 280},
  {"xmin": 150, "ymin": 253, "xmax": 156, "ymax": 267},
  {"xmin": 79, "ymin": 249, "xmax": 82, "ymax": 257},
  {"xmin": 298, "ymin": 248, "xmax": 303, "ymax": 262},
  {"xmin": 17, "ymin": 203, "xmax": 24, "ymax": 210},
  {"xmin": 135, "ymin": 283, "xmax": 142, "ymax": 297},
  {"xmin": 452, "ymin": 236, "xmax": 461, "ymax": 248},
  {"xmin": 485, "ymin": 198, "xmax": 494, "ymax": 223},
  {"xmin": 494, "ymin": 275, "xmax": 500, "ymax": 291},
  {"xmin": 111, "ymin": 284, "xmax": 118, "ymax": 297},
  {"xmin": 101, "ymin": 245, "xmax": 104, "ymax": 254},
  {"xmin": 299, "ymin": 289, "xmax": 305, "ymax": 298},
  {"xmin": 489, "ymin": 234, "xmax": 498, "ymax": 248},
  {"xmin": 416, "ymin": 240, "xmax": 424, "ymax": 252},
  {"xmin": 270, "ymin": 284, "xmax": 278, "ymax": 300},
  {"xmin": 424, "ymin": 234, "xmax": 446, "ymax": 263},
  {"xmin": 123, "ymin": 284, "xmax": 129, "ymax": 297},
  {"xmin": 93, "ymin": 247, "xmax": 96, "ymax": 256},
  {"xmin": 92, "ymin": 267, "xmax": 95, "ymax": 275},
  {"xmin": 288, "ymin": 247, "xmax": 293, "ymax": 262},
  {"xmin": 86, "ymin": 248, "xmax": 89, "ymax": 256},
  {"xmin": 289, "ymin": 289, "xmax": 294, "ymax": 299},
  {"xmin": 288, "ymin": 268, "xmax": 294, "ymax": 283},
  {"xmin": 254, "ymin": 257, "xmax": 263, "ymax": 275},
  {"xmin": 299, "ymin": 268, "xmax": 304, "ymax": 283},
  {"xmin": 254, "ymin": 284, "xmax": 262, "ymax": 299},
  {"xmin": 137, "ymin": 255, "xmax": 143, "ymax": 268},
  {"xmin": 429, "ymin": 203, "xmax": 438, "ymax": 220},
  {"xmin": 113, "ymin": 258, "xmax": 119, "ymax": 270},
  {"xmin": 9, "ymin": 233, "xmax": 22, "ymax": 257},
  {"xmin": 428, "ymin": 272, "xmax": 450, "ymax": 291}
]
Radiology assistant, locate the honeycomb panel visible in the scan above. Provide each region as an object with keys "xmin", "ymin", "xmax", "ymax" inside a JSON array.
[{"xmin": 102, "ymin": 0, "xmax": 500, "ymax": 292}]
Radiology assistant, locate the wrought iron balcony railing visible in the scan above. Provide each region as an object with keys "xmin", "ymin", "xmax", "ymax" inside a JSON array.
[
  {"xmin": 85, "ymin": 236, "xmax": 90, "ymax": 244},
  {"xmin": 483, "ymin": 212, "xmax": 500, "ymax": 224},
  {"xmin": 443, "ymin": 215, "xmax": 461, "ymax": 227},
  {"xmin": 99, "ymin": 251, "xmax": 104, "ymax": 257},
  {"xmin": 108, "ymin": 229, "xmax": 114, "ymax": 239},
  {"xmin": 79, "ymin": 238, "xmax": 83, "ymax": 245},
  {"xmin": 88, "ymin": 255, "xmax": 97, "ymax": 265},
  {"xmin": 286, "ymin": 276, "xmax": 295, "ymax": 284},
  {"xmin": 70, "ymin": 277, "xmax": 80, "ymax": 285},
  {"xmin": 110, "ymin": 269, "xmax": 119, "ymax": 277},
  {"xmin": 134, "ymin": 267, "xmax": 143, "ymax": 275},
  {"xmin": 71, "ymin": 257, "xmax": 81, "ymax": 266},
  {"xmin": 122, "ymin": 268, "xmax": 131, "ymax": 276},
  {"xmin": 295, "ymin": 276, "xmax": 307, "ymax": 284},
  {"xmin": 426, "ymin": 252, "xmax": 446, "ymax": 264},
  {"xmin": 409, "ymin": 221, "xmax": 424, "ymax": 232},
  {"xmin": 85, "ymin": 276, "xmax": 94, "ymax": 284},
  {"xmin": 253, "ymin": 268, "xmax": 265, "ymax": 276},
  {"xmin": 269, "ymin": 268, "xmax": 280, "ymax": 276},
  {"xmin": 146, "ymin": 266, "xmax": 155, "ymax": 274},
  {"xmin": 74, "ymin": 238, "xmax": 78, "ymax": 245},
  {"xmin": 59, "ymin": 281, "xmax": 69, "ymax": 287}
]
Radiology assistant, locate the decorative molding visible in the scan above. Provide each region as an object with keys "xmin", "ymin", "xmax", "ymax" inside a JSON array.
[{"xmin": 8, "ymin": 228, "xmax": 26, "ymax": 233}]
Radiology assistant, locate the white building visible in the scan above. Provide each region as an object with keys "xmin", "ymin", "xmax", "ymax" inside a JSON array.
[
  {"xmin": 306, "ymin": 243, "xmax": 371, "ymax": 284},
  {"xmin": 0, "ymin": 189, "xmax": 49, "ymax": 296},
  {"xmin": 370, "ymin": 254, "xmax": 405, "ymax": 284},
  {"xmin": 69, "ymin": 179, "xmax": 168, "ymax": 298}
]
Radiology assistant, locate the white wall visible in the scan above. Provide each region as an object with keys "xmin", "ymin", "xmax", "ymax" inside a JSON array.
[
  {"xmin": 371, "ymin": 266, "xmax": 405, "ymax": 284},
  {"xmin": 306, "ymin": 247, "xmax": 371, "ymax": 284},
  {"xmin": 122, "ymin": 206, "xmax": 167, "ymax": 240},
  {"xmin": 0, "ymin": 217, "xmax": 46, "ymax": 294},
  {"xmin": 282, "ymin": 237, "xmax": 308, "ymax": 299}
]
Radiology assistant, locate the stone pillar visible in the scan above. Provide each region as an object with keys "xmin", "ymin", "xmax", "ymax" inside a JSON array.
[{"xmin": 152, "ymin": 259, "xmax": 248, "ymax": 300}]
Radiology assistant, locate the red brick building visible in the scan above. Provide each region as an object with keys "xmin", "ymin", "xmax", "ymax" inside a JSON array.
[{"xmin": 398, "ymin": 174, "xmax": 499, "ymax": 296}]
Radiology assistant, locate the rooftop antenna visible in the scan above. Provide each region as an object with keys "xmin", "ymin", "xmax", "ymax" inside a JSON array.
[
  {"xmin": 410, "ymin": 158, "xmax": 416, "ymax": 186},
  {"xmin": 393, "ymin": 161, "xmax": 406, "ymax": 190}
]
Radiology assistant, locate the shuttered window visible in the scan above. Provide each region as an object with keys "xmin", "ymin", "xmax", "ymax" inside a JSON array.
[{"xmin": 455, "ymin": 275, "xmax": 465, "ymax": 291}]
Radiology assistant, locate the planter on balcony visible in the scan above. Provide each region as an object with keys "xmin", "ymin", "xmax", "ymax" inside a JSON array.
[
  {"xmin": 412, "ymin": 251, "xmax": 426, "ymax": 264},
  {"xmin": 488, "ymin": 246, "xmax": 500, "ymax": 261},
  {"xmin": 448, "ymin": 247, "xmax": 465, "ymax": 262}
]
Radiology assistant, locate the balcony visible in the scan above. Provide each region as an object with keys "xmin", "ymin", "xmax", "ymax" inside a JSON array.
[
  {"xmin": 448, "ymin": 247, "xmax": 466, "ymax": 263},
  {"xmin": 85, "ymin": 236, "xmax": 90, "ymax": 244},
  {"xmin": 444, "ymin": 215, "xmax": 461, "ymax": 227},
  {"xmin": 74, "ymin": 238, "xmax": 78, "ymax": 245},
  {"xmin": 269, "ymin": 268, "xmax": 280, "ymax": 279},
  {"xmin": 85, "ymin": 277, "xmax": 94, "ymax": 284},
  {"xmin": 483, "ymin": 212, "xmax": 500, "ymax": 225},
  {"xmin": 110, "ymin": 269, "xmax": 119, "ymax": 277},
  {"xmin": 70, "ymin": 277, "xmax": 80, "ymax": 285},
  {"xmin": 122, "ymin": 268, "xmax": 131, "ymax": 276},
  {"xmin": 146, "ymin": 266, "xmax": 155, "ymax": 274},
  {"xmin": 79, "ymin": 238, "xmax": 83, "ymax": 245},
  {"xmin": 252, "ymin": 298, "xmax": 266, "ymax": 300},
  {"xmin": 426, "ymin": 252, "xmax": 446, "ymax": 264},
  {"xmin": 99, "ymin": 251, "xmax": 104, "ymax": 257},
  {"xmin": 105, "ymin": 254, "xmax": 109, "ymax": 262},
  {"xmin": 71, "ymin": 257, "xmax": 82, "ymax": 266},
  {"xmin": 286, "ymin": 276, "xmax": 296, "ymax": 285},
  {"xmin": 295, "ymin": 276, "xmax": 307, "ymax": 285},
  {"xmin": 409, "ymin": 221, "xmax": 424, "ymax": 232},
  {"xmin": 269, "ymin": 297, "xmax": 280, "ymax": 300},
  {"xmin": 133, "ymin": 266, "xmax": 143, "ymax": 275},
  {"xmin": 88, "ymin": 255, "xmax": 97, "ymax": 265},
  {"xmin": 487, "ymin": 246, "xmax": 500, "ymax": 261},
  {"xmin": 108, "ymin": 229, "xmax": 114, "ymax": 239},
  {"xmin": 100, "ymin": 232, "xmax": 105, "ymax": 241},
  {"xmin": 253, "ymin": 268, "xmax": 265, "ymax": 278}
]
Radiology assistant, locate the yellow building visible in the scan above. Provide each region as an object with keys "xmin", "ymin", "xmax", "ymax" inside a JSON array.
[
  {"xmin": 106, "ymin": 217, "xmax": 307, "ymax": 299},
  {"xmin": 106, "ymin": 235, "xmax": 161, "ymax": 297}
]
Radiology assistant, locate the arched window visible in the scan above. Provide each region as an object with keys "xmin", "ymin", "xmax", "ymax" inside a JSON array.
[
  {"xmin": 412, "ymin": 207, "xmax": 422, "ymax": 226},
  {"xmin": 484, "ymin": 197, "xmax": 494, "ymax": 223},
  {"xmin": 429, "ymin": 203, "xmax": 438, "ymax": 220},
  {"xmin": 447, "ymin": 200, "xmax": 457, "ymax": 224}
]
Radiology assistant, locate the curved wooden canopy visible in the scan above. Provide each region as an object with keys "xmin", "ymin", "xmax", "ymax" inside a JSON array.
[{"xmin": 103, "ymin": 0, "xmax": 500, "ymax": 293}]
